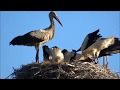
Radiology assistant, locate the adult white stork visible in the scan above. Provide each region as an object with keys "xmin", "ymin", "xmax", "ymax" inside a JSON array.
[
  {"xmin": 10, "ymin": 11, "xmax": 63, "ymax": 63},
  {"xmin": 76, "ymin": 37, "xmax": 120, "ymax": 67},
  {"xmin": 98, "ymin": 37, "xmax": 120, "ymax": 68},
  {"xmin": 82, "ymin": 36, "xmax": 115, "ymax": 61},
  {"xmin": 77, "ymin": 29, "xmax": 102, "ymax": 52}
]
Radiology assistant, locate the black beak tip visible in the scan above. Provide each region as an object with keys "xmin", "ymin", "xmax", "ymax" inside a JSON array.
[{"xmin": 61, "ymin": 24, "xmax": 63, "ymax": 27}]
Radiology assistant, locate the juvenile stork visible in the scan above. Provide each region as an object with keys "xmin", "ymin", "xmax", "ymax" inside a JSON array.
[
  {"xmin": 42, "ymin": 45, "xmax": 52, "ymax": 62},
  {"xmin": 10, "ymin": 11, "xmax": 63, "ymax": 63},
  {"xmin": 50, "ymin": 46, "xmax": 64, "ymax": 64},
  {"xmin": 62, "ymin": 49, "xmax": 76, "ymax": 63},
  {"xmin": 42, "ymin": 45, "xmax": 64, "ymax": 64}
]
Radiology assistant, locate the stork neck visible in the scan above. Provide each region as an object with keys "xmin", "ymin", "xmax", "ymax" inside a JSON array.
[
  {"xmin": 45, "ymin": 17, "xmax": 55, "ymax": 31},
  {"xmin": 48, "ymin": 21, "xmax": 55, "ymax": 32},
  {"xmin": 44, "ymin": 18, "xmax": 55, "ymax": 40},
  {"xmin": 50, "ymin": 16, "xmax": 54, "ymax": 25},
  {"xmin": 48, "ymin": 23, "xmax": 55, "ymax": 39}
]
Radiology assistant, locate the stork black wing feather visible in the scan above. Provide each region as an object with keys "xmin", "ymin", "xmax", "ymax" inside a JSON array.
[
  {"xmin": 85, "ymin": 29, "xmax": 102, "ymax": 49},
  {"xmin": 84, "ymin": 29, "xmax": 102, "ymax": 50},
  {"xmin": 77, "ymin": 29, "xmax": 102, "ymax": 52},
  {"xmin": 10, "ymin": 33, "xmax": 44, "ymax": 46},
  {"xmin": 99, "ymin": 38, "xmax": 120, "ymax": 57}
]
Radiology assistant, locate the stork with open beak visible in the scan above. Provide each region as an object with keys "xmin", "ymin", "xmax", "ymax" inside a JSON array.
[{"xmin": 10, "ymin": 11, "xmax": 63, "ymax": 63}]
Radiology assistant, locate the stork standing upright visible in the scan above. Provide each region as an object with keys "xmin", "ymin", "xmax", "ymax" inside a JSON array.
[{"xmin": 10, "ymin": 11, "xmax": 63, "ymax": 63}]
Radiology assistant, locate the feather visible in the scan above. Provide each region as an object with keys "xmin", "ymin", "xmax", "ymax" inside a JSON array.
[
  {"xmin": 42, "ymin": 45, "xmax": 52, "ymax": 61},
  {"xmin": 82, "ymin": 36, "xmax": 115, "ymax": 59},
  {"xmin": 10, "ymin": 32, "xmax": 44, "ymax": 46},
  {"xmin": 99, "ymin": 38, "xmax": 120, "ymax": 57},
  {"xmin": 77, "ymin": 29, "xmax": 102, "ymax": 51},
  {"xmin": 62, "ymin": 49, "xmax": 76, "ymax": 63},
  {"xmin": 50, "ymin": 46, "xmax": 64, "ymax": 64}
]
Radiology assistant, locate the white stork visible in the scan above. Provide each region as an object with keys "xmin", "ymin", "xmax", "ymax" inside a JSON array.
[
  {"xmin": 76, "ymin": 29, "xmax": 120, "ymax": 65},
  {"xmin": 42, "ymin": 45, "xmax": 64, "ymax": 64},
  {"xmin": 62, "ymin": 49, "xmax": 76, "ymax": 63},
  {"xmin": 77, "ymin": 35, "xmax": 120, "ymax": 68},
  {"xmin": 50, "ymin": 46, "xmax": 64, "ymax": 64},
  {"xmin": 10, "ymin": 11, "xmax": 63, "ymax": 63},
  {"xmin": 82, "ymin": 36, "xmax": 115, "ymax": 61},
  {"xmin": 42, "ymin": 45, "xmax": 52, "ymax": 62}
]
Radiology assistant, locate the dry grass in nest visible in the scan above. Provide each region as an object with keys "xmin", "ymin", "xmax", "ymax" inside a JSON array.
[{"xmin": 8, "ymin": 60, "xmax": 120, "ymax": 79}]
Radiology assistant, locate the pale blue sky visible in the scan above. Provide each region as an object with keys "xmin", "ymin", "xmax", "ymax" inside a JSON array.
[{"xmin": 0, "ymin": 11, "xmax": 120, "ymax": 79}]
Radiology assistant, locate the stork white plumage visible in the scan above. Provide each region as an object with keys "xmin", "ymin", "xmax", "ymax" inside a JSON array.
[
  {"xmin": 76, "ymin": 29, "xmax": 102, "ymax": 63},
  {"xmin": 98, "ymin": 37, "xmax": 120, "ymax": 68},
  {"xmin": 42, "ymin": 45, "xmax": 64, "ymax": 64},
  {"xmin": 62, "ymin": 49, "xmax": 76, "ymax": 63},
  {"xmin": 76, "ymin": 29, "xmax": 120, "ymax": 67},
  {"xmin": 50, "ymin": 46, "xmax": 64, "ymax": 64},
  {"xmin": 82, "ymin": 36, "xmax": 115, "ymax": 61}
]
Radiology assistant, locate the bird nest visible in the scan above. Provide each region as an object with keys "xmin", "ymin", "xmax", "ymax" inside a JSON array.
[{"xmin": 9, "ymin": 60, "xmax": 120, "ymax": 79}]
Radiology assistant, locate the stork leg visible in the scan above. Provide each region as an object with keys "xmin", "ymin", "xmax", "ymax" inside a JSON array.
[
  {"xmin": 103, "ymin": 56, "xmax": 105, "ymax": 67},
  {"xmin": 103, "ymin": 56, "xmax": 108, "ymax": 69},
  {"xmin": 105, "ymin": 56, "xmax": 108, "ymax": 69},
  {"xmin": 36, "ymin": 49, "xmax": 39, "ymax": 63},
  {"xmin": 96, "ymin": 58, "xmax": 99, "ymax": 64},
  {"xmin": 94, "ymin": 51, "xmax": 99, "ymax": 64},
  {"xmin": 35, "ymin": 43, "xmax": 40, "ymax": 63}
]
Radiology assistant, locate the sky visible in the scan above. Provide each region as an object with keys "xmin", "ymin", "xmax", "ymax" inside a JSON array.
[{"xmin": 0, "ymin": 11, "xmax": 120, "ymax": 79}]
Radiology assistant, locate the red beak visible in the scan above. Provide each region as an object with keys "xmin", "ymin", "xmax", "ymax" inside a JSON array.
[{"xmin": 54, "ymin": 15, "xmax": 63, "ymax": 27}]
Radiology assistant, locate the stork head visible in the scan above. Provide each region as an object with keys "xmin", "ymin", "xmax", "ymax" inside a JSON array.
[
  {"xmin": 42, "ymin": 45, "xmax": 49, "ymax": 49},
  {"xmin": 70, "ymin": 49, "xmax": 77, "ymax": 58},
  {"xmin": 52, "ymin": 46, "xmax": 58, "ymax": 48},
  {"xmin": 70, "ymin": 49, "xmax": 77, "ymax": 62},
  {"xmin": 42, "ymin": 45, "xmax": 53, "ymax": 56},
  {"xmin": 62, "ymin": 49, "xmax": 68, "ymax": 54},
  {"xmin": 49, "ymin": 11, "xmax": 63, "ymax": 27},
  {"xmin": 51, "ymin": 46, "xmax": 61, "ymax": 52}
]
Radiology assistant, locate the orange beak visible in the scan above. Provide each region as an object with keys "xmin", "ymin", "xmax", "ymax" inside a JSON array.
[{"xmin": 54, "ymin": 15, "xmax": 63, "ymax": 27}]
